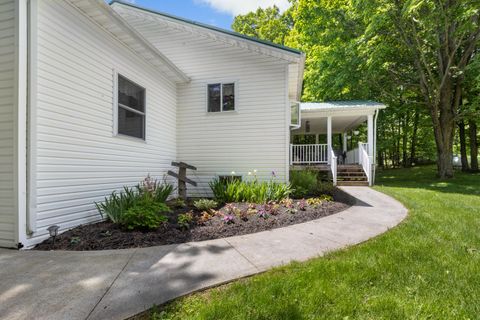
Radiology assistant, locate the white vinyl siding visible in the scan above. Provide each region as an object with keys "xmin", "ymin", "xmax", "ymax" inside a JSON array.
[
  {"xmin": 115, "ymin": 6, "xmax": 290, "ymax": 196},
  {"xmin": 27, "ymin": 1, "xmax": 177, "ymax": 245},
  {"xmin": 0, "ymin": 0, "xmax": 15, "ymax": 247}
]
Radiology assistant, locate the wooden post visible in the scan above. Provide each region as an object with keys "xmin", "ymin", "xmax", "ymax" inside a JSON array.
[{"xmin": 168, "ymin": 162, "xmax": 197, "ymax": 201}]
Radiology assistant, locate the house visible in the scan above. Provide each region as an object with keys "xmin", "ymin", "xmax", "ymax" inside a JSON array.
[{"xmin": 0, "ymin": 0, "xmax": 384, "ymax": 249}]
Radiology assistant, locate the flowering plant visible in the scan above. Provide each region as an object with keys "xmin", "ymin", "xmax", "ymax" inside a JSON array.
[
  {"xmin": 223, "ymin": 214, "xmax": 235, "ymax": 224},
  {"xmin": 297, "ymin": 199, "xmax": 307, "ymax": 211}
]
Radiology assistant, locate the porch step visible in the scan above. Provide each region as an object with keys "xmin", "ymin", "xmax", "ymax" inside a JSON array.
[
  {"xmin": 336, "ymin": 165, "xmax": 369, "ymax": 186},
  {"xmin": 337, "ymin": 181, "xmax": 369, "ymax": 186},
  {"xmin": 337, "ymin": 172, "xmax": 366, "ymax": 177}
]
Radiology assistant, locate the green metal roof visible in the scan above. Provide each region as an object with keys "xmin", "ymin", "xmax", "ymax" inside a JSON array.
[{"xmin": 109, "ymin": 0, "xmax": 303, "ymax": 56}]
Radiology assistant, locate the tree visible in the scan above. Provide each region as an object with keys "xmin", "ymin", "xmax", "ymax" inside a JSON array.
[
  {"xmin": 385, "ymin": 0, "xmax": 480, "ymax": 178},
  {"xmin": 232, "ymin": 0, "xmax": 480, "ymax": 177},
  {"xmin": 232, "ymin": 5, "xmax": 293, "ymax": 45},
  {"xmin": 464, "ymin": 51, "xmax": 480, "ymax": 172}
]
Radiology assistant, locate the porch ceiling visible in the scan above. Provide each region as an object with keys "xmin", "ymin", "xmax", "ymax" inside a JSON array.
[{"xmin": 292, "ymin": 115, "xmax": 367, "ymax": 134}]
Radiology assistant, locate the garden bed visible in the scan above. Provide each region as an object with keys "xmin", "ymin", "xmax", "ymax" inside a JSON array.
[{"xmin": 34, "ymin": 192, "xmax": 350, "ymax": 251}]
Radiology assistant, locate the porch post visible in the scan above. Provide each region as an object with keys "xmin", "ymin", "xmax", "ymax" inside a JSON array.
[
  {"xmin": 367, "ymin": 114, "xmax": 374, "ymax": 157},
  {"xmin": 315, "ymin": 133, "xmax": 319, "ymax": 144},
  {"xmin": 342, "ymin": 133, "xmax": 347, "ymax": 152},
  {"xmin": 327, "ymin": 116, "xmax": 332, "ymax": 164}
]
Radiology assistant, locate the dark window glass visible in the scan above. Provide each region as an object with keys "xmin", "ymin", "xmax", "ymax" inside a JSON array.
[
  {"xmin": 222, "ymin": 83, "xmax": 235, "ymax": 111},
  {"xmin": 117, "ymin": 75, "xmax": 145, "ymax": 140},
  {"xmin": 118, "ymin": 75, "xmax": 145, "ymax": 112},
  {"xmin": 118, "ymin": 107, "xmax": 145, "ymax": 139},
  {"xmin": 208, "ymin": 84, "xmax": 221, "ymax": 112}
]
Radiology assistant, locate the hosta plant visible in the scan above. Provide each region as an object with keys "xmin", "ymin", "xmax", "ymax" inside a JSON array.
[{"xmin": 193, "ymin": 199, "xmax": 218, "ymax": 211}]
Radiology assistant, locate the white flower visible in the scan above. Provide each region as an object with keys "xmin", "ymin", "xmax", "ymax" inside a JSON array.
[
  {"xmin": 253, "ymin": 169, "xmax": 257, "ymax": 173},
  {"xmin": 231, "ymin": 171, "xmax": 236, "ymax": 175},
  {"xmin": 248, "ymin": 172, "xmax": 252, "ymax": 175}
]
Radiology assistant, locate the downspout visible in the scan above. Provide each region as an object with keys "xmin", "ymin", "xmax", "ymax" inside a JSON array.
[
  {"xmin": 26, "ymin": 0, "xmax": 37, "ymax": 235},
  {"xmin": 373, "ymin": 108, "xmax": 380, "ymax": 185}
]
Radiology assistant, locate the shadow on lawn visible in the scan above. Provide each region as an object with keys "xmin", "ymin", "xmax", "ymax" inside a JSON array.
[{"xmin": 375, "ymin": 165, "xmax": 480, "ymax": 196}]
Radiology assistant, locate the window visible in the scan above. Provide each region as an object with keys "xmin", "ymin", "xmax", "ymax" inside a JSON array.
[
  {"xmin": 291, "ymin": 102, "xmax": 300, "ymax": 126},
  {"xmin": 117, "ymin": 75, "xmax": 145, "ymax": 139},
  {"xmin": 208, "ymin": 83, "xmax": 235, "ymax": 112}
]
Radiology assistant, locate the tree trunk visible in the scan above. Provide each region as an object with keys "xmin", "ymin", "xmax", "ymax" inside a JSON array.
[
  {"xmin": 410, "ymin": 109, "xmax": 419, "ymax": 165},
  {"xmin": 402, "ymin": 113, "xmax": 409, "ymax": 167},
  {"xmin": 378, "ymin": 150, "xmax": 384, "ymax": 167},
  {"xmin": 396, "ymin": 118, "xmax": 402, "ymax": 167},
  {"xmin": 458, "ymin": 120, "xmax": 469, "ymax": 171},
  {"xmin": 469, "ymin": 120, "xmax": 479, "ymax": 172},
  {"xmin": 432, "ymin": 96, "xmax": 455, "ymax": 179}
]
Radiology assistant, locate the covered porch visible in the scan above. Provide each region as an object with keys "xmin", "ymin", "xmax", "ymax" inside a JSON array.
[{"xmin": 290, "ymin": 101, "xmax": 386, "ymax": 186}]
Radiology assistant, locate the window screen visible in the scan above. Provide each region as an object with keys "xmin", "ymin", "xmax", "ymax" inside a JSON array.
[{"xmin": 117, "ymin": 75, "xmax": 145, "ymax": 139}]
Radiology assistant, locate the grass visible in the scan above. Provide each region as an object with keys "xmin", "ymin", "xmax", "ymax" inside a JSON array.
[{"xmin": 142, "ymin": 166, "xmax": 480, "ymax": 320}]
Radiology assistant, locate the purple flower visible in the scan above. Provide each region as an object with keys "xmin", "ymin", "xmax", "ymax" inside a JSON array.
[{"xmin": 223, "ymin": 214, "xmax": 235, "ymax": 224}]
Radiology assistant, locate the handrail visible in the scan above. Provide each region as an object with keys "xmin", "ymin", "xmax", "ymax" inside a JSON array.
[
  {"xmin": 290, "ymin": 144, "xmax": 328, "ymax": 164},
  {"xmin": 330, "ymin": 147, "xmax": 337, "ymax": 186},
  {"xmin": 359, "ymin": 143, "xmax": 371, "ymax": 185}
]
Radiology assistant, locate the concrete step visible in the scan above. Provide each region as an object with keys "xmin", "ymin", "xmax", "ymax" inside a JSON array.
[{"xmin": 337, "ymin": 181, "xmax": 369, "ymax": 186}]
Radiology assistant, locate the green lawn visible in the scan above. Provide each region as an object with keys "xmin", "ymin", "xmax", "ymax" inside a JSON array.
[{"xmin": 146, "ymin": 166, "xmax": 480, "ymax": 320}]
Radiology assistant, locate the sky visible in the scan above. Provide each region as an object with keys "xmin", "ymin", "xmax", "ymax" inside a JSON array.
[{"xmin": 116, "ymin": 0, "xmax": 290, "ymax": 30}]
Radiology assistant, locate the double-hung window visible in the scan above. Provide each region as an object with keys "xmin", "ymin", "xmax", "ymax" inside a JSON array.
[
  {"xmin": 207, "ymin": 83, "xmax": 235, "ymax": 112},
  {"xmin": 117, "ymin": 75, "xmax": 146, "ymax": 140}
]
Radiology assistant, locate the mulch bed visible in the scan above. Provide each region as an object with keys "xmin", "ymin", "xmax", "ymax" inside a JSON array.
[{"xmin": 34, "ymin": 194, "xmax": 351, "ymax": 251}]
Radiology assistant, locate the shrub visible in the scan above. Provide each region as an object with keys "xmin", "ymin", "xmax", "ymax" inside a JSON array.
[
  {"xmin": 121, "ymin": 199, "xmax": 170, "ymax": 231},
  {"xmin": 209, "ymin": 178, "xmax": 292, "ymax": 204},
  {"xmin": 177, "ymin": 211, "xmax": 194, "ymax": 230},
  {"xmin": 95, "ymin": 175, "xmax": 174, "ymax": 225},
  {"xmin": 289, "ymin": 170, "xmax": 318, "ymax": 198},
  {"xmin": 95, "ymin": 187, "xmax": 138, "ymax": 223},
  {"xmin": 193, "ymin": 199, "xmax": 218, "ymax": 211},
  {"xmin": 316, "ymin": 182, "xmax": 336, "ymax": 195},
  {"xmin": 290, "ymin": 171, "xmax": 336, "ymax": 198}
]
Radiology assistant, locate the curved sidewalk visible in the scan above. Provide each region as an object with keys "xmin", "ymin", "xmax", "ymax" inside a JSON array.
[{"xmin": 0, "ymin": 187, "xmax": 407, "ymax": 320}]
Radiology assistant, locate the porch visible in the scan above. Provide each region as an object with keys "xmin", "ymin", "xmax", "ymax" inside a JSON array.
[{"xmin": 290, "ymin": 101, "xmax": 386, "ymax": 186}]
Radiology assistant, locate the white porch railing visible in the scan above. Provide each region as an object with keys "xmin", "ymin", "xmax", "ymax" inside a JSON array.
[
  {"xmin": 359, "ymin": 142, "xmax": 372, "ymax": 186},
  {"xmin": 330, "ymin": 146, "xmax": 337, "ymax": 186},
  {"xmin": 290, "ymin": 144, "xmax": 328, "ymax": 164},
  {"xmin": 345, "ymin": 143, "xmax": 369, "ymax": 165}
]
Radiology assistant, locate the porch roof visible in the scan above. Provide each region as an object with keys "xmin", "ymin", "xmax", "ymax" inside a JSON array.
[
  {"xmin": 301, "ymin": 101, "xmax": 386, "ymax": 115},
  {"xmin": 293, "ymin": 101, "xmax": 386, "ymax": 134}
]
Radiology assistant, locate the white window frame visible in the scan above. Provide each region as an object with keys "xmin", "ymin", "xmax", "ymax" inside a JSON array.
[
  {"xmin": 113, "ymin": 70, "xmax": 147, "ymax": 141},
  {"xmin": 205, "ymin": 81, "xmax": 238, "ymax": 113}
]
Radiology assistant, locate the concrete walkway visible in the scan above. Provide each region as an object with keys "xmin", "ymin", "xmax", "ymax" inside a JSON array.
[{"xmin": 0, "ymin": 187, "xmax": 407, "ymax": 320}]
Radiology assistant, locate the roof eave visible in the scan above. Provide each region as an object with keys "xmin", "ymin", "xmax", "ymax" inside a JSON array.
[
  {"xmin": 109, "ymin": 0, "xmax": 304, "ymax": 64},
  {"xmin": 68, "ymin": 0, "xmax": 190, "ymax": 84}
]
